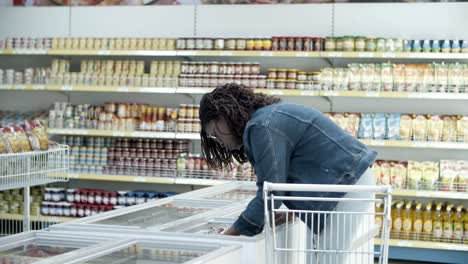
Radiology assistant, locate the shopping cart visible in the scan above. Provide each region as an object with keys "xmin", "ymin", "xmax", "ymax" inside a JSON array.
[{"xmin": 263, "ymin": 182, "xmax": 392, "ymax": 264}]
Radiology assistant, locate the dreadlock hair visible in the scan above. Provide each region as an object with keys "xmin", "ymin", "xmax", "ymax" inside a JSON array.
[{"xmin": 200, "ymin": 83, "xmax": 281, "ymax": 170}]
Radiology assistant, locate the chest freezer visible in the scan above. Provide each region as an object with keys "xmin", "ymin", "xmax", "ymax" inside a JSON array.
[
  {"xmin": 179, "ymin": 182, "xmax": 257, "ymax": 203},
  {"xmin": 34, "ymin": 237, "xmax": 241, "ymax": 264},
  {"xmin": 0, "ymin": 231, "xmax": 110, "ymax": 264}
]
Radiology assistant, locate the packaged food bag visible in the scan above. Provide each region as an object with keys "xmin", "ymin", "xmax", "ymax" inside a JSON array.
[
  {"xmin": 359, "ymin": 113, "xmax": 374, "ymax": 139},
  {"xmin": 407, "ymin": 161, "xmax": 423, "ymax": 189},
  {"xmin": 373, "ymin": 113, "xmax": 387, "ymax": 140},
  {"xmin": 386, "ymin": 113, "xmax": 401, "ymax": 140}
]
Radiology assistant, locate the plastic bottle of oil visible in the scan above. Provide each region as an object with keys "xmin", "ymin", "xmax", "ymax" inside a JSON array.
[
  {"xmin": 402, "ymin": 201, "xmax": 413, "ymax": 239},
  {"xmin": 413, "ymin": 202, "xmax": 423, "ymax": 240},
  {"xmin": 375, "ymin": 202, "xmax": 383, "ymax": 237},
  {"xmin": 443, "ymin": 204, "xmax": 454, "ymax": 242},
  {"xmin": 393, "ymin": 201, "xmax": 404, "ymax": 238},
  {"xmin": 464, "ymin": 207, "xmax": 468, "ymax": 245},
  {"xmin": 422, "ymin": 202, "xmax": 433, "ymax": 241},
  {"xmin": 453, "ymin": 205, "xmax": 464, "ymax": 243},
  {"xmin": 432, "ymin": 202, "xmax": 444, "ymax": 242}
]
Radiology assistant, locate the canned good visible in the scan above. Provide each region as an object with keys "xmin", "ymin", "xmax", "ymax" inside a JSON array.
[{"xmin": 215, "ymin": 38, "xmax": 224, "ymax": 50}]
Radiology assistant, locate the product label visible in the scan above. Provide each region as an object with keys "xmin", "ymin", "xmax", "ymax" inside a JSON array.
[
  {"xmin": 414, "ymin": 220, "xmax": 423, "ymax": 232},
  {"xmin": 403, "ymin": 219, "xmax": 412, "ymax": 231},
  {"xmin": 393, "ymin": 218, "xmax": 402, "ymax": 231}
]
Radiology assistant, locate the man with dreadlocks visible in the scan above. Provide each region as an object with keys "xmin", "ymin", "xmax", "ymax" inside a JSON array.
[{"xmin": 200, "ymin": 83, "xmax": 377, "ymax": 237}]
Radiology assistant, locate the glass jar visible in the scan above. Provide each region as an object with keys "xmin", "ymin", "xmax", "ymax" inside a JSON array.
[
  {"xmin": 203, "ymin": 38, "xmax": 213, "ymax": 50},
  {"xmin": 262, "ymin": 38, "xmax": 272, "ymax": 50},
  {"xmin": 254, "ymin": 38, "xmax": 263, "ymax": 50},
  {"xmin": 258, "ymin": 76, "xmax": 266, "ymax": 88},
  {"xmin": 214, "ymin": 38, "xmax": 224, "ymax": 50},
  {"xmin": 235, "ymin": 63, "xmax": 243, "ymax": 75},
  {"xmin": 242, "ymin": 63, "xmax": 251, "ymax": 75},
  {"xmin": 268, "ymin": 69, "xmax": 277, "ymax": 79},
  {"xmin": 297, "ymin": 71, "xmax": 307, "ymax": 81},
  {"xmin": 279, "ymin": 37, "xmax": 287, "ymax": 51},
  {"xmin": 245, "ymin": 39, "xmax": 255, "ymax": 50},
  {"xmin": 250, "ymin": 63, "xmax": 260, "ymax": 75},
  {"xmin": 236, "ymin": 39, "xmax": 246, "ymax": 50},
  {"xmin": 376, "ymin": 38, "xmax": 386, "ymax": 52},
  {"xmin": 241, "ymin": 77, "xmax": 250, "ymax": 87},
  {"xmin": 277, "ymin": 69, "xmax": 287, "ymax": 79},
  {"xmin": 287, "ymin": 70, "xmax": 298, "ymax": 80},
  {"xmin": 385, "ymin": 38, "xmax": 396, "ymax": 52},
  {"xmin": 355, "ymin": 37, "xmax": 366, "ymax": 52},
  {"xmin": 314, "ymin": 38, "xmax": 323, "ymax": 51},
  {"xmin": 336, "ymin": 37, "xmax": 344, "ymax": 51},
  {"xmin": 275, "ymin": 79, "xmax": 286, "ymax": 90},
  {"xmin": 176, "ymin": 38, "xmax": 186, "ymax": 50},
  {"xmin": 209, "ymin": 62, "xmax": 220, "ymax": 75},
  {"xmin": 226, "ymin": 39, "xmax": 236, "ymax": 50},
  {"xmin": 297, "ymin": 82, "xmax": 306, "ymax": 90},
  {"xmin": 195, "ymin": 38, "xmax": 204, "ymax": 50},
  {"xmin": 287, "ymin": 37, "xmax": 295, "ymax": 51},
  {"xmin": 286, "ymin": 80, "xmax": 296, "ymax": 90},
  {"xmin": 272, "ymin": 37, "xmax": 279, "ymax": 51},
  {"xmin": 343, "ymin": 37, "xmax": 355, "ymax": 51},
  {"xmin": 324, "ymin": 37, "xmax": 336, "ymax": 51},
  {"xmin": 250, "ymin": 76, "xmax": 258, "ymax": 88},
  {"xmin": 294, "ymin": 37, "xmax": 303, "ymax": 51},
  {"xmin": 394, "ymin": 38, "xmax": 403, "ymax": 52},
  {"xmin": 365, "ymin": 38, "xmax": 376, "ymax": 52}
]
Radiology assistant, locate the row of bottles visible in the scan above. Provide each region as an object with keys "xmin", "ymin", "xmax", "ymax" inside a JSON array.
[{"xmin": 375, "ymin": 200, "xmax": 466, "ymax": 244}]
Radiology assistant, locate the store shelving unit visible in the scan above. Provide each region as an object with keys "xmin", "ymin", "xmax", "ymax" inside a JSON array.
[
  {"xmin": 2, "ymin": 84, "xmax": 468, "ymax": 100},
  {"xmin": 0, "ymin": 144, "xmax": 69, "ymax": 233}
]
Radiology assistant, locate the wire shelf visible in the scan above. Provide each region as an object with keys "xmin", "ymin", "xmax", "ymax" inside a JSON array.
[{"xmin": 0, "ymin": 143, "xmax": 69, "ymax": 191}]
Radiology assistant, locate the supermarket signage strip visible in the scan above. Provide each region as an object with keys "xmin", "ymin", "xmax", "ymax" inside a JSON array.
[
  {"xmin": 69, "ymin": 173, "xmax": 227, "ymax": 186},
  {"xmin": 46, "ymin": 129, "xmax": 468, "ymax": 150},
  {"xmin": 391, "ymin": 189, "xmax": 468, "ymax": 200},
  {"xmin": 374, "ymin": 238, "xmax": 468, "ymax": 251},
  {"xmin": 0, "ymin": 213, "xmax": 75, "ymax": 223},
  {"xmin": 2, "ymin": 49, "xmax": 468, "ymax": 59},
  {"xmin": 2, "ymin": 85, "xmax": 468, "ymax": 100}
]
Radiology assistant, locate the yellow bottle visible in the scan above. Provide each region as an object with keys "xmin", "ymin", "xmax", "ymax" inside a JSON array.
[
  {"xmin": 433, "ymin": 203, "xmax": 443, "ymax": 241},
  {"xmin": 464, "ymin": 208, "xmax": 468, "ymax": 245},
  {"xmin": 375, "ymin": 202, "xmax": 383, "ymax": 237},
  {"xmin": 423, "ymin": 202, "xmax": 433, "ymax": 241},
  {"xmin": 402, "ymin": 201, "xmax": 413, "ymax": 239},
  {"xmin": 443, "ymin": 204, "xmax": 454, "ymax": 241},
  {"xmin": 413, "ymin": 203, "xmax": 423, "ymax": 240},
  {"xmin": 393, "ymin": 201, "xmax": 404, "ymax": 237},
  {"xmin": 453, "ymin": 205, "xmax": 464, "ymax": 242}
]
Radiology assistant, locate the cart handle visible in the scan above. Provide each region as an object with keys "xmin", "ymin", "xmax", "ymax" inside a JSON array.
[{"xmin": 263, "ymin": 182, "xmax": 391, "ymax": 194}]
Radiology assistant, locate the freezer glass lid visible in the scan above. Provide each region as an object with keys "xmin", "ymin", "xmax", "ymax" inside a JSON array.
[
  {"xmin": 204, "ymin": 189, "xmax": 255, "ymax": 201},
  {"xmin": 93, "ymin": 204, "xmax": 208, "ymax": 228},
  {"xmin": 80, "ymin": 243, "xmax": 211, "ymax": 264},
  {"xmin": 0, "ymin": 241, "xmax": 80, "ymax": 264}
]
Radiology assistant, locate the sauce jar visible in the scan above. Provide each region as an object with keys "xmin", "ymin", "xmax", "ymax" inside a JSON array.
[
  {"xmin": 279, "ymin": 37, "xmax": 287, "ymax": 51},
  {"xmin": 294, "ymin": 37, "xmax": 303, "ymax": 51},
  {"xmin": 215, "ymin": 38, "xmax": 224, "ymax": 50},
  {"xmin": 272, "ymin": 37, "xmax": 279, "ymax": 51},
  {"xmin": 355, "ymin": 37, "xmax": 366, "ymax": 52},
  {"xmin": 343, "ymin": 37, "xmax": 355, "ymax": 51},
  {"xmin": 286, "ymin": 80, "xmax": 296, "ymax": 90},
  {"xmin": 287, "ymin": 37, "xmax": 295, "ymax": 51},
  {"xmin": 287, "ymin": 70, "xmax": 298, "ymax": 80},
  {"xmin": 325, "ymin": 37, "xmax": 336, "ymax": 51},
  {"xmin": 246, "ymin": 39, "xmax": 255, "ymax": 50},
  {"xmin": 277, "ymin": 69, "xmax": 287, "ymax": 79},
  {"xmin": 226, "ymin": 39, "xmax": 236, "ymax": 50},
  {"xmin": 236, "ymin": 39, "xmax": 246, "ymax": 50},
  {"xmin": 258, "ymin": 76, "xmax": 267, "ymax": 88},
  {"xmin": 297, "ymin": 71, "xmax": 307, "ymax": 81},
  {"xmin": 275, "ymin": 79, "xmax": 286, "ymax": 90},
  {"xmin": 268, "ymin": 69, "xmax": 277, "ymax": 79}
]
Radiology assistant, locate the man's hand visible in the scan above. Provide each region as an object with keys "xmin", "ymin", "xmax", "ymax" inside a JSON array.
[
  {"xmin": 274, "ymin": 212, "xmax": 295, "ymax": 226},
  {"xmin": 222, "ymin": 226, "xmax": 241, "ymax": 236}
]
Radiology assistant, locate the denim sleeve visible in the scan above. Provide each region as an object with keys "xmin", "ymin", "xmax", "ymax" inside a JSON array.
[{"xmin": 232, "ymin": 125, "xmax": 292, "ymax": 236}]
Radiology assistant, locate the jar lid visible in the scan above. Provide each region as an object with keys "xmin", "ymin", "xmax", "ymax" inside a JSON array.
[{"xmin": 287, "ymin": 69, "xmax": 298, "ymax": 72}]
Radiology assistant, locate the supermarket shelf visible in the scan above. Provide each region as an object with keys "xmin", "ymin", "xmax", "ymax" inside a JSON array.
[
  {"xmin": 0, "ymin": 213, "xmax": 75, "ymax": 223},
  {"xmin": 392, "ymin": 189, "xmax": 468, "ymax": 199},
  {"xmin": 361, "ymin": 140, "xmax": 468, "ymax": 150},
  {"xmin": 69, "ymin": 173, "xmax": 175, "ymax": 184},
  {"xmin": 2, "ymin": 85, "xmax": 468, "ymax": 100},
  {"xmin": 3, "ymin": 49, "xmax": 468, "ymax": 59},
  {"xmin": 375, "ymin": 238, "xmax": 468, "ymax": 251}
]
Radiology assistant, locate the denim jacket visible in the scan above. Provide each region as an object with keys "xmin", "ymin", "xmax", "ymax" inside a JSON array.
[{"xmin": 232, "ymin": 103, "xmax": 378, "ymax": 236}]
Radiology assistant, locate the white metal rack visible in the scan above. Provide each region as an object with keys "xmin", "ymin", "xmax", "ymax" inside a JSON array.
[{"xmin": 0, "ymin": 143, "xmax": 69, "ymax": 233}]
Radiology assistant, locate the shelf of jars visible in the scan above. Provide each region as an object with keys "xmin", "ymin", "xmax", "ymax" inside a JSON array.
[{"xmin": 3, "ymin": 84, "xmax": 468, "ymax": 101}]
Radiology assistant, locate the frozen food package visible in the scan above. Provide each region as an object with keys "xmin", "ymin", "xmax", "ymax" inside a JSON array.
[
  {"xmin": 359, "ymin": 113, "xmax": 374, "ymax": 139},
  {"xmin": 404, "ymin": 64, "xmax": 417, "ymax": 92},
  {"xmin": 372, "ymin": 63, "xmax": 383, "ymax": 92},
  {"xmin": 372, "ymin": 161, "xmax": 382, "ymax": 185},
  {"xmin": 391, "ymin": 161, "xmax": 407, "ymax": 189},
  {"xmin": 424, "ymin": 63, "xmax": 436, "ymax": 92},
  {"xmin": 373, "ymin": 113, "xmax": 387, "ymax": 140},
  {"xmin": 345, "ymin": 113, "xmax": 360, "ymax": 137},
  {"xmin": 407, "ymin": 161, "xmax": 423, "ymax": 189},
  {"xmin": 380, "ymin": 161, "xmax": 392, "ymax": 186},
  {"xmin": 0, "ymin": 126, "xmax": 21, "ymax": 153},
  {"xmin": 381, "ymin": 63, "xmax": 394, "ymax": 92},
  {"xmin": 458, "ymin": 160, "xmax": 468, "ymax": 192},
  {"xmin": 442, "ymin": 115, "xmax": 458, "ymax": 142},
  {"xmin": 320, "ymin": 68, "xmax": 334, "ymax": 91},
  {"xmin": 434, "ymin": 63, "xmax": 448, "ymax": 92},
  {"xmin": 333, "ymin": 113, "xmax": 347, "ymax": 132},
  {"xmin": 386, "ymin": 113, "xmax": 401, "ymax": 140},
  {"xmin": 427, "ymin": 115, "xmax": 444, "ymax": 142},
  {"xmin": 421, "ymin": 161, "xmax": 440, "ymax": 191},
  {"xmin": 399, "ymin": 114, "xmax": 413, "ymax": 141},
  {"xmin": 457, "ymin": 116, "xmax": 468, "ymax": 143},
  {"xmin": 448, "ymin": 63, "xmax": 464, "ymax": 93},
  {"xmin": 393, "ymin": 64, "xmax": 405, "ymax": 92},
  {"xmin": 439, "ymin": 160, "xmax": 458, "ymax": 192},
  {"xmin": 412, "ymin": 115, "xmax": 428, "ymax": 141},
  {"xmin": 361, "ymin": 64, "xmax": 375, "ymax": 91},
  {"xmin": 348, "ymin": 63, "xmax": 361, "ymax": 91}
]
